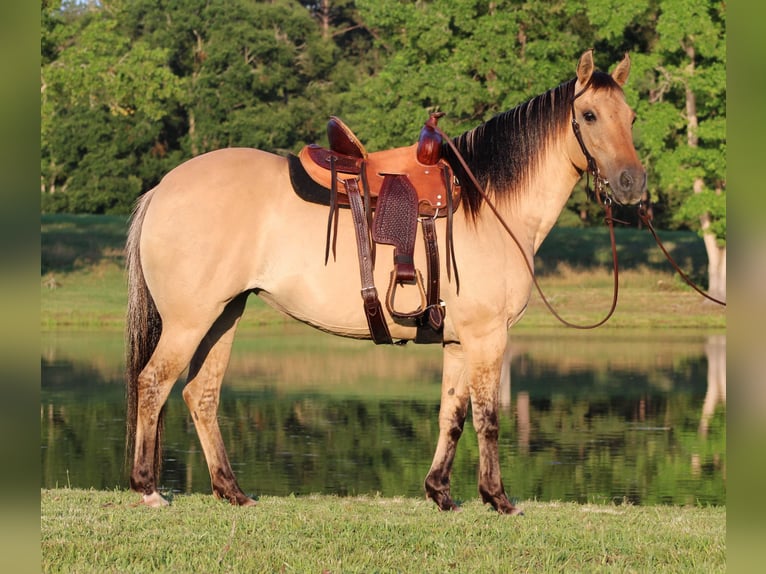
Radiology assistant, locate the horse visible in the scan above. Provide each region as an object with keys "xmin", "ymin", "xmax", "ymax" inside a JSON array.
[{"xmin": 125, "ymin": 50, "xmax": 645, "ymax": 514}]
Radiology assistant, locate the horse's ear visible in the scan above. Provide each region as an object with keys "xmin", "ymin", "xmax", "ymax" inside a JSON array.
[
  {"xmin": 576, "ymin": 50, "xmax": 595, "ymax": 88},
  {"xmin": 611, "ymin": 52, "xmax": 631, "ymax": 86}
]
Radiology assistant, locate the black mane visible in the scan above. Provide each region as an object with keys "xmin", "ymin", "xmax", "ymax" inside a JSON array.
[{"xmin": 446, "ymin": 72, "xmax": 618, "ymax": 217}]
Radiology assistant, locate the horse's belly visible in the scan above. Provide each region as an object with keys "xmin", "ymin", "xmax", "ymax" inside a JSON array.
[{"xmin": 254, "ymin": 240, "xmax": 424, "ymax": 341}]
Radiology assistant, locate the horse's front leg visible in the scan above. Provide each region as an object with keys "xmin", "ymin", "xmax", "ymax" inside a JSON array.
[
  {"xmin": 424, "ymin": 342, "xmax": 470, "ymax": 511},
  {"xmin": 467, "ymin": 337, "xmax": 523, "ymax": 515}
]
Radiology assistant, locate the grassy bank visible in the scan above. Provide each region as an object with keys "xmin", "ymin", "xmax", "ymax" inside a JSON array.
[
  {"xmin": 41, "ymin": 214, "xmax": 725, "ymax": 331},
  {"xmin": 41, "ymin": 489, "xmax": 725, "ymax": 573}
]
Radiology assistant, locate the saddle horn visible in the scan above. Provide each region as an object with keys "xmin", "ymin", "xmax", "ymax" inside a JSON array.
[{"xmin": 417, "ymin": 112, "xmax": 446, "ymax": 165}]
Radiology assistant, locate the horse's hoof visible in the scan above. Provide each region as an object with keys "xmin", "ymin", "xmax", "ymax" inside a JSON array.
[
  {"xmin": 496, "ymin": 505, "xmax": 524, "ymax": 516},
  {"xmin": 142, "ymin": 492, "xmax": 170, "ymax": 507},
  {"xmin": 238, "ymin": 497, "xmax": 257, "ymax": 507}
]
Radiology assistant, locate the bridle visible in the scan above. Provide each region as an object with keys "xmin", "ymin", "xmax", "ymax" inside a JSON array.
[
  {"xmin": 570, "ymin": 83, "xmax": 613, "ymax": 209},
  {"xmin": 572, "ymin": 83, "xmax": 726, "ymax": 308},
  {"xmin": 434, "ymin": 81, "xmax": 724, "ymax": 330}
]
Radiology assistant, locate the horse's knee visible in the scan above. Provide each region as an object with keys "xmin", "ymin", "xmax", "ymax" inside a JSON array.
[
  {"xmin": 442, "ymin": 404, "xmax": 467, "ymax": 439},
  {"xmin": 473, "ymin": 406, "xmax": 499, "ymax": 440}
]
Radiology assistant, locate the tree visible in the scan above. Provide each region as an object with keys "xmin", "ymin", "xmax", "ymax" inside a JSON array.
[
  {"xmin": 40, "ymin": 0, "xmax": 343, "ymax": 212},
  {"xmin": 339, "ymin": 0, "xmax": 588, "ymax": 149},
  {"xmin": 632, "ymin": 0, "xmax": 726, "ymax": 300},
  {"xmin": 41, "ymin": 1, "xmax": 185, "ymax": 213}
]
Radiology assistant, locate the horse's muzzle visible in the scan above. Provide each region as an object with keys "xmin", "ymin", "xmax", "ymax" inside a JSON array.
[{"xmin": 611, "ymin": 167, "xmax": 646, "ymax": 205}]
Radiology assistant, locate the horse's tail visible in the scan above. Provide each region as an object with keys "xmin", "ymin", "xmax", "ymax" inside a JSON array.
[{"xmin": 124, "ymin": 189, "xmax": 164, "ymax": 477}]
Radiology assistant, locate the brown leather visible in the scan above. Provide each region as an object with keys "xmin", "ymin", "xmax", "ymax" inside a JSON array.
[
  {"xmin": 372, "ymin": 175, "xmax": 419, "ymax": 285},
  {"xmin": 417, "ymin": 112, "xmax": 446, "ymax": 165},
  {"xmin": 415, "ymin": 216, "xmax": 445, "ymax": 343},
  {"xmin": 307, "ymin": 145, "xmax": 363, "ymax": 175},
  {"xmin": 327, "ymin": 116, "xmax": 367, "ymax": 158},
  {"xmin": 299, "ymin": 143, "xmax": 460, "ymax": 217},
  {"xmin": 344, "ymin": 177, "xmax": 392, "ymax": 344},
  {"xmin": 301, "ymin": 114, "xmax": 462, "ymax": 344}
]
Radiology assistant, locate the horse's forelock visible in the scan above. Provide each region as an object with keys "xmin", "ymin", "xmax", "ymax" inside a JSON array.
[{"xmin": 585, "ymin": 70, "xmax": 622, "ymax": 93}]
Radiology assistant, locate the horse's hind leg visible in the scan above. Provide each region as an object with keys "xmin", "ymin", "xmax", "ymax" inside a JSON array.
[
  {"xmin": 425, "ymin": 343, "xmax": 470, "ymax": 511},
  {"xmin": 131, "ymin": 328, "xmax": 205, "ymax": 507},
  {"xmin": 182, "ymin": 293, "xmax": 255, "ymax": 506}
]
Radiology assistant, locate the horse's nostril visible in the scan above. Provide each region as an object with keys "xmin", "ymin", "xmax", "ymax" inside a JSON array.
[{"xmin": 620, "ymin": 171, "xmax": 633, "ymax": 190}]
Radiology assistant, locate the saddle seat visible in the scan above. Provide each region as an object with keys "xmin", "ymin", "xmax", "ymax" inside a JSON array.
[{"xmin": 298, "ymin": 114, "xmax": 460, "ymax": 217}]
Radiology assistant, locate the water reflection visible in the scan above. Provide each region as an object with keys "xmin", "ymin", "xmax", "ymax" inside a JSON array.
[{"xmin": 41, "ymin": 326, "xmax": 725, "ymax": 505}]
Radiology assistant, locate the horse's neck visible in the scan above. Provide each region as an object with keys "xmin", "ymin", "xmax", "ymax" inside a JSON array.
[{"xmin": 498, "ymin": 143, "xmax": 581, "ymax": 255}]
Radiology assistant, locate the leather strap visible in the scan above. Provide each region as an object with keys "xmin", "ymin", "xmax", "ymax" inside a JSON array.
[
  {"xmin": 345, "ymin": 178, "xmax": 393, "ymax": 344},
  {"xmin": 325, "ymin": 155, "xmax": 339, "ymax": 264},
  {"xmin": 415, "ymin": 216, "xmax": 445, "ymax": 343},
  {"xmin": 308, "ymin": 145, "xmax": 363, "ymax": 174},
  {"xmin": 443, "ymin": 167, "xmax": 460, "ymax": 293}
]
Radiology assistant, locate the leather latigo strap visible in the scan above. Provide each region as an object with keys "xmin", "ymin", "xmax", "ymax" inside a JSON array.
[
  {"xmin": 415, "ymin": 216, "xmax": 445, "ymax": 343},
  {"xmin": 344, "ymin": 177, "xmax": 393, "ymax": 344}
]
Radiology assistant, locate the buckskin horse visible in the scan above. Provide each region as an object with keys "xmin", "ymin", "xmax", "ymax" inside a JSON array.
[{"xmin": 125, "ymin": 50, "xmax": 645, "ymax": 513}]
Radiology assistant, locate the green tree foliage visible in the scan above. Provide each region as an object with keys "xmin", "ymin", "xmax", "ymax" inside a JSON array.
[
  {"xmin": 40, "ymin": 0, "xmax": 726, "ymax": 259},
  {"xmin": 625, "ymin": 0, "xmax": 725, "ymax": 238},
  {"xmin": 41, "ymin": 1, "xmax": 186, "ymax": 213},
  {"xmin": 338, "ymin": 0, "xmax": 589, "ymax": 148}
]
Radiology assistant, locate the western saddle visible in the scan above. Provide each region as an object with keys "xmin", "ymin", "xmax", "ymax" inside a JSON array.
[{"xmin": 297, "ymin": 112, "xmax": 460, "ymax": 344}]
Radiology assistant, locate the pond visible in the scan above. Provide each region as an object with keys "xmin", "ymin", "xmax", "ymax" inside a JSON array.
[{"xmin": 41, "ymin": 325, "xmax": 725, "ymax": 506}]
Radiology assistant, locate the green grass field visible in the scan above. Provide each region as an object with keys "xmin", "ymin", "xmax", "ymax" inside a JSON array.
[{"xmin": 41, "ymin": 489, "xmax": 725, "ymax": 573}]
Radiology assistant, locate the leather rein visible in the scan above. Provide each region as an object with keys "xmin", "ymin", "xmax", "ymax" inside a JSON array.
[{"xmin": 434, "ymin": 86, "xmax": 724, "ymax": 330}]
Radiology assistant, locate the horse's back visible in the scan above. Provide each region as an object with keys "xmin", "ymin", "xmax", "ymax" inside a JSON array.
[{"xmin": 154, "ymin": 147, "xmax": 287, "ymax": 201}]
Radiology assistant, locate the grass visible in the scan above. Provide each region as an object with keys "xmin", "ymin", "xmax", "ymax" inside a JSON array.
[
  {"xmin": 40, "ymin": 214, "xmax": 726, "ymax": 331},
  {"xmin": 41, "ymin": 489, "xmax": 725, "ymax": 573}
]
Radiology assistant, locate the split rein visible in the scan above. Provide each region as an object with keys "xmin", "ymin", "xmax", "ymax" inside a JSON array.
[
  {"xmin": 636, "ymin": 206, "xmax": 726, "ymax": 306},
  {"xmin": 433, "ymin": 99, "xmax": 725, "ymax": 330}
]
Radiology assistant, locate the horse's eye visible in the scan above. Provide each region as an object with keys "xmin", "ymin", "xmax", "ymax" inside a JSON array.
[{"xmin": 583, "ymin": 111, "xmax": 597, "ymax": 123}]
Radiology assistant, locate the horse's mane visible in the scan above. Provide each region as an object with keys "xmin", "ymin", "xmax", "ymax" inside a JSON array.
[{"xmin": 446, "ymin": 71, "xmax": 618, "ymax": 217}]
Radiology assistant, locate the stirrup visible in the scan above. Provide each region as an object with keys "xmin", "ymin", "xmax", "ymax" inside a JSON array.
[{"xmin": 385, "ymin": 269, "xmax": 428, "ymax": 320}]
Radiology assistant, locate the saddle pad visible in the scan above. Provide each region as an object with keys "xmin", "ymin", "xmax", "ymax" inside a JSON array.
[
  {"xmin": 288, "ymin": 153, "xmax": 340, "ymax": 208},
  {"xmin": 372, "ymin": 175, "xmax": 419, "ymax": 284}
]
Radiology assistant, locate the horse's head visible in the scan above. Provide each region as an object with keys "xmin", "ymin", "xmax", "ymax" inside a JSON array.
[{"xmin": 569, "ymin": 50, "xmax": 646, "ymax": 205}]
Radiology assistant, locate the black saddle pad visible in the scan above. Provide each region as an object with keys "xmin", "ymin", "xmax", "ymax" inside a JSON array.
[{"xmin": 288, "ymin": 153, "xmax": 336, "ymax": 207}]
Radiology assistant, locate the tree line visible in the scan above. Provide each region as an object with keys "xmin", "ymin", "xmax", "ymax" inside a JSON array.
[{"xmin": 40, "ymin": 0, "xmax": 725, "ymax": 294}]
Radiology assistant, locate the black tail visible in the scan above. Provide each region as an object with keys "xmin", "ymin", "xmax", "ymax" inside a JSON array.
[{"xmin": 124, "ymin": 190, "xmax": 164, "ymax": 478}]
